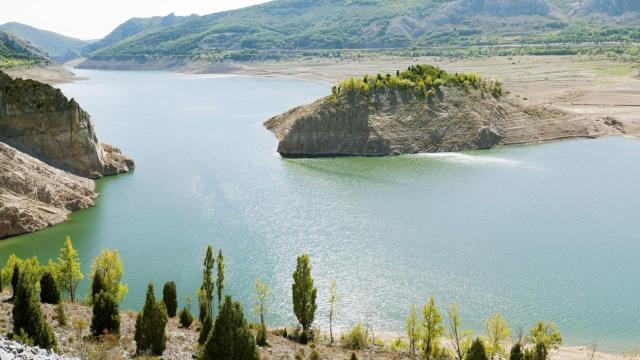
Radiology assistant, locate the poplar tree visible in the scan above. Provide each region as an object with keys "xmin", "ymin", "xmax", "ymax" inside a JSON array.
[
  {"xmin": 328, "ymin": 279, "xmax": 340, "ymax": 345},
  {"xmin": 406, "ymin": 304, "xmax": 421, "ymax": 357},
  {"xmin": 56, "ymin": 236, "xmax": 83, "ymax": 303},
  {"xmin": 292, "ymin": 253, "xmax": 317, "ymax": 343},
  {"xmin": 486, "ymin": 313, "xmax": 510, "ymax": 360},
  {"xmin": 252, "ymin": 277, "xmax": 270, "ymax": 346},
  {"xmin": 448, "ymin": 304, "xmax": 471, "ymax": 360},
  {"xmin": 216, "ymin": 250, "xmax": 225, "ymax": 308},
  {"xmin": 421, "ymin": 297, "xmax": 444, "ymax": 360},
  {"xmin": 202, "ymin": 245, "xmax": 215, "ymax": 317},
  {"xmin": 89, "ymin": 249, "xmax": 127, "ymax": 302}
]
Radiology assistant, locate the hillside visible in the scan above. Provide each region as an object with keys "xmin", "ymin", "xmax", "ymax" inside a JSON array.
[
  {"xmin": 86, "ymin": 0, "xmax": 567, "ymax": 58},
  {"xmin": 0, "ymin": 31, "xmax": 49, "ymax": 67},
  {"xmin": 82, "ymin": 13, "xmax": 198, "ymax": 55},
  {"xmin": 576, "ymin": 0, "xmax": 640, "ymax": 16},
  {"xmin": 265, "ymin": 64, "xmax": 627, "ymax": 156},
  {"xmin": 0, "ymin": 22, "xmax": 87, "ymax": 62}
]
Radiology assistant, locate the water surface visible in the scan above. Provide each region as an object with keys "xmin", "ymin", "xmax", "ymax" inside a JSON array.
[{"xmin": 1, "ymin": 70, "xmax": 639, "ymax": 351}]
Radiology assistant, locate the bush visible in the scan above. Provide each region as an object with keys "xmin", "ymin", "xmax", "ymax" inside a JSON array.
[
  {"xmin": 201, "ymin": 296, "xmax": 259, "ymax": 360},
  {"xmin": 341, "ymin": 323, "xmax": 367, "ymax": 350},
  {"xmin": 350, "ymin": 353, "xmax": 358, "ymax": 360},
  {"xmin": 91, "ymin": 290, "xmax": 121, "ymax": 337},
  {"xmin": 40, "ymin": 271, "xmax": 61, "ymax": 304},
  {"xmin": 198, "ymin": 314, "xmax": 213, "ymax": 345},
  {"xmin": 12, "ymin": 261, "xmax": 57, "ymax": 350},
  {"xmin": 310, "ymin": 349, "xmax": 321, "ymax": 360},
  {"xmin": 466, "ymin": 338, "xmax": 488, "ymax": 360},
  {"xmin": 163, "ymin": 281, "xmax": 178, "ymax": 318},
  {"xmin": 55, "ymin": 303, "xmax": 67, "ymax": 327},
  {"xmin": 134, "ymin": 283, "xmax": 168, "ymax": 356},
  {"xmin": 179, "ymin": 297, "xmax": 194, "ymax": 328},
  {"xmin": 510, "ymin": 342, "xmax": 524, "ymax": 360}
]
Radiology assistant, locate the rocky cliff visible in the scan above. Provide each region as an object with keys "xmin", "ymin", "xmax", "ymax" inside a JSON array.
[
  {"xmin": 0, "ymin": 142, "xmax": 96, "ymax": 239},
  {"xmin": 265, "ymin": 65, "xmax": 624, "ymax": 156},
  {"xmin": 0, "ymin": 70, "xmax": 133, "ymax": 178}
]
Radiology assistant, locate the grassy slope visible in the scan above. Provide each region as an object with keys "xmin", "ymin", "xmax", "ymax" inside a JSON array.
[
  {"xmin": 0, "ymin": 31, "xmax": 49, "ymax": 68},
  {"xmin": 0, "ymin": 22, "xmax": 87, "ymax": 59}
]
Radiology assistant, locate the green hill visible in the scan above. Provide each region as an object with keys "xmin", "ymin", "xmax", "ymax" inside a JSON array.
[
  {"xmin": 82, "ymin": 0, "xmax": 640, "ymax": 63},
  {"xmin": 0, "ymin": 22, "xmax": 87, "ymax": 62},
  {"xmin": 83, "ymin": 13, "xmax": 198, "ymax": 55},
  {"xmin": 0, "ymin": 31, "xmax": 49, "ymax": 67}
]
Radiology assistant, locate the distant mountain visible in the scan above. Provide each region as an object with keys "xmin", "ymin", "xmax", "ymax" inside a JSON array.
[
  {"xmin": 89, "ymin": 0, "xmax": 568, "ymax": 58},
  {"xmin": 0, "ymin": 31, "xmax": 49, "ymax": 66},
  {"xmin": 0, "ymin": 22, "xmax": 87, "ymax": 62},
  {"xmin": 575, "ymin": 0, "xmax": 640, "ymax": 16},
  {"xmin": 83, "ymin": 13, "xmax": 198, "ymax": 55}
]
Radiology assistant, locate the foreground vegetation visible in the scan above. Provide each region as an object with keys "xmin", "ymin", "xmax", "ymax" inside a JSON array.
[{"xmin": 2, "ymin": 236, "xmax": 566, "ymax": 359}]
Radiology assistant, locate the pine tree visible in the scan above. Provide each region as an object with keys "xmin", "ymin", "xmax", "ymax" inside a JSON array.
[
  {"xmin": 201, "ymin": 296, "xmax": 259, "ymax": 360},
  {"xmin": 56, "ymin": 236, "xmax": 83, "ymax": 302},
  {"xmin": 134, "ymin": 283, "xmax": 168, "ymax": 356},
  {"xmin": 216, "ymin": 250, "xmax": 224, "ymax": 308},
  {"xmin": 163, "ymin": 281, "xmax": 178, "ymax": 318},
  {"xmin": 422, "ymin": 297, "xmax": 444, "ymax": 360},
  {"xmin": 40, "ymin": 271, "xmax": 61, "ymax": 304},
  {"xmin": 198, "ymin": 314, "xmax": 213, "ymax": 345},
  {"xmin": 91, "ymin": 291, "xmax": 120, "ymax": 337},
  {"xmin": 292, "ymin": 253, "xmax": 317, "ymax": 342},
  {"xmin": 12, "ymin": 261, "xmax": 57, "ymax": 350},
  {"xmin": 466, "ymin": 338, "xmax": 489, "ymax": 360},
  {"xmin": 252, "ymin": 277, "xmax": 270, "ymax": 346}
]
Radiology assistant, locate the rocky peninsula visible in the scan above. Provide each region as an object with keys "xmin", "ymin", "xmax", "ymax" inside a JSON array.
[
  {"xmin": 0, "ymin": 70, "xmax": 133, "ymax": 238},
  {"xmin": 265, "ymin": 64, "xmax": 627, "ymax": 157}
]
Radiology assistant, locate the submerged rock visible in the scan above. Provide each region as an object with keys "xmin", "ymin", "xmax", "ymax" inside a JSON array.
[{"xmin": 0, "ymin": 70, "xmax": 133, "ymax": 179}]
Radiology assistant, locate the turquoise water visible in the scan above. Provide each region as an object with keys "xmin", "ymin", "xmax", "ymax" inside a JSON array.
[{"xmin": 1, "ymin": 69, "xmax": 639, "ymax": 351}]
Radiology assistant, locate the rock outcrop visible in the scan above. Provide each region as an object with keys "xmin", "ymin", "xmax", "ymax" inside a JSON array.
[
  {"xmin": 265, "ymin": 66, "xmax": 624, "ymax": 157},
  {"xmin": 0, "ymin": 70, "xmax": 133, "ymax": 179},
  {"xmin": 0, "ymin": 142, "xmax": 96, "ymax": 239}
]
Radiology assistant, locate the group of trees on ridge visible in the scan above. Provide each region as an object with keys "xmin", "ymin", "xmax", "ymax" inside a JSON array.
[
  {"xmin": 2, "ymin": 236, "xmax": 561, "ymax": 359},
  {"xmin": 331, "ymin": 64, "xmax": 503, "ymax": 100}
]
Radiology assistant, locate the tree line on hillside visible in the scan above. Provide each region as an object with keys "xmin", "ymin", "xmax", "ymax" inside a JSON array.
[{"xmin": 3, "ymin": 237, "xmax": 561, "ymax": 359}]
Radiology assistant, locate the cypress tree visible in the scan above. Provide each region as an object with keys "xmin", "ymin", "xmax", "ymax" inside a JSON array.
[
  {"xmin": 292, "ymin": 253, "xmax": 317, "ymax": 342},
  {"xmin": 466, "ymin": 338, "xmax": 489, "ymax": 360},
  {"xmin": 39, "ymin": 271, "xmax": 61, "ymax": 304},
  {"xmin": 510, "ymin": 343, "xmax": 524, "ymax": 360},
  {"xmin": 91, "ymin": 291, "xmax": 121, "ymax": 337},
  {"xmin": 91, "ymin": 270, "xmax": 106, "ymax": 301},
  {"xmin": 9, "ymin": 264, "xmax": 19, "ymax": 300},
  {"xmin": 216, "ymin": 250, "xmax": 224, "ymax": 308},
  {"xmin": 13, "ymin": 264, "xmax": 57, "ymax": 350},
  {"xmin": 162, "ymin": 281, "xmax": 178, "ymax": 318},
  {"xmin": 135, "ymin": 283, "xmax": 168, "ymax": 356},
  {"xmin": 202, "ymin": 245, "xmax": 215, "ymax": 316},
  {"xmin": 198, "ymin": 314, "xmax": 213, "ymax": 345},
  {"xmin": 201, "ymin": 296, "xmax": 259, "ymax": 360}
]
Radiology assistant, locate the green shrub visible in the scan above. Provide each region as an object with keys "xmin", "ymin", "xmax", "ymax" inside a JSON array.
[
  {"xmin": 201, "ymin": 296, "xmax": 259, "ymax": 360},
  {"xmin": 40, "ymin": 271, "xmax": 61, "ymax": 304},
  {"xmin": 350, "ymin": 353, "xmax": 358, "ymax": 360},
  {"xmin": 466, "ymin": 338, "xmax": 488, "ymax": 360},
  {"xmin": 198, "ymin": 314, "xmax": 213, "ymax": 345},
  {"xmin": 12, "ymin": 260, "xmax": 57, "ymax": 350},
  {"xmin": 341, "ymin": 323, "xmax": 367, "ymax": 350},
  {"xmin": 10, "ymin": 264, "xmax": 19, "ymax": 299},
  {"xmin": 179, "ymin": 296, "xmax": 194, "ymax": 328},
  {"xmin": 163, "ymin": 281, "xmax": 178, "ymax": 318},
  {"xmin": 510, "ymin": 342, "xmax": 524, "ymax": 360},
  {"xmin": 91, "ymin": 290, "xmax": 121, "ymax": 337},
  {"xmin": 55, "ymin": 303, "xmax": 67, "ymax": 327},
  {"xmin": 310, "ymin": 349, "xmax": 321, "ymax": 360},
  {"xmin": 134, "ymin": 283, "xmax": 168, "ymax": 356}
]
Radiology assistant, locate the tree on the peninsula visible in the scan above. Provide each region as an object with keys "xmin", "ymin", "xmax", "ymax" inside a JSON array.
[
  {"xmin": 421, "ymin": 297, "xmax": 444, "ymax": 360},
  {"xmin": 466, "ymin": 338, "xmax": 489, "ymax": 360},
  {"xmin": 163, "ymin": 281, "xmax": 178, "ymax": 318},
  {"xmin": 448, "ymin": 303, "xmax": 472, "ymax": 360},
  {"xmin": 328, "ymin": 279, "xmax": 340, "ymax": 345},
  {"xmin": 56, "ymin": 236, "xmax": 83, "ymax": 303},
  {"xmin": 201, "ymin": 296, "xmax": 260, "ymax": 360},
  {"xmin": 292, "ymin": 253, "xmax": 317, "ymax": 343},
  {"xmin": 485, "ymin": 312, "xmax": 510, "ymax": 360},
  {"xmin": 216, "ymin": 249, "xmax": 225, "ymax": 308},
  {"xmin": 199, "ymin": 313, "xmax": 213, "ymax": 345},
  {"xmin": 202, "ymin": 245, "xmax": 215, "ymax": 317},
  {"xmin": 406, "ymin": 304, "xmax": 421, "ymax": 357},
  {"xmin": 13, "ymin": 259, "xmax": 57, "ymax": 350},
  {"xmin": 252, "ymin": 277, "xmax": 271, "ymax": 346},
  {"xmin": 91, "ymin": 290, "xmax": 120, "ymax": 337},
  {"xmin": 135, "ymin": 283, "xmax": 168, "ymax": 356},
  {"xmin": 39, "ymin": 271, "xmax": 61, "ymax": 304},
  {"xmin": 89, "ymin": 249, "xmax": 127, "ymax": 303}
]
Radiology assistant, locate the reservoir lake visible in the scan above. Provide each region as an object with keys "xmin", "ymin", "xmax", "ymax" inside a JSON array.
[{"xmin": 1, "ymin": 69, "xmax": 639, "ymax": 351}]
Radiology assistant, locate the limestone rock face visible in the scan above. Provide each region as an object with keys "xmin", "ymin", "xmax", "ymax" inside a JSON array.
[
  {"xmin": 0, "ymin": 142, "xmax": 96, "ymax": 239},
  {"xmin": 0, "ymin": 71, "xmax": 134, "ymax": 179},
  {"xmin": 265, "ymin": 86, "xmax": 623, "ymax": 157}
]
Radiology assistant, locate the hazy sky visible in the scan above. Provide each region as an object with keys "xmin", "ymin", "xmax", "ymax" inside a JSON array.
[{"xmin": 1, "ymin": 0, "xmax": 270, "ymax": 40}]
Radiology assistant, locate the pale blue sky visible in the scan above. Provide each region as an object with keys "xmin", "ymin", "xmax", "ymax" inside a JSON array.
[{"xmin": 1, "ymin": 0, "xmax": 270, "ymax": 40}]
